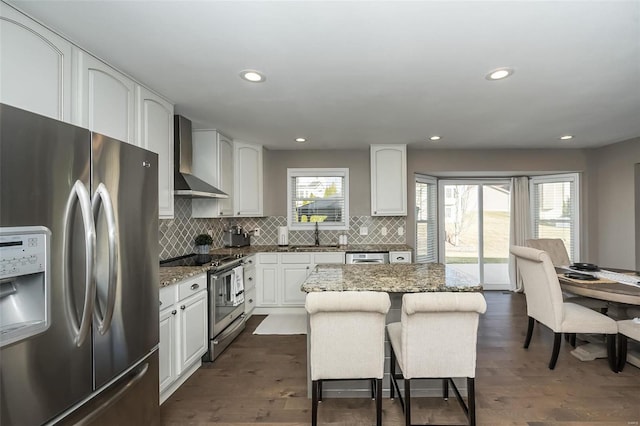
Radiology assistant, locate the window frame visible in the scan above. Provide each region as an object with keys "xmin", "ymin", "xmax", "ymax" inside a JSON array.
[
  {"xmin": 529, "ymin": 173, "xmax": 581, "ymax": 262},
  {"xmin": 287, "ymin": 168, "xmax": 350, "ymax": 231}
]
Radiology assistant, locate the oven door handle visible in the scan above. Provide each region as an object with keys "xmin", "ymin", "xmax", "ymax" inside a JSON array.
[{"xmin": 213, "ymin": 314, "xmax": 246, "ymax": 345}]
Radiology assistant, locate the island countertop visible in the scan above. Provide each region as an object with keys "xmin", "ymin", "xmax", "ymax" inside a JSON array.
[{"xmin": 301, "ymin": 263, "xmax": 482, "ymax": 293}]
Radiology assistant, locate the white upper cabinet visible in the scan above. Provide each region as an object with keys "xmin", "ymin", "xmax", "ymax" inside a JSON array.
[
  {"xmin": 370, "ymin": 144, "xmax": 407, "ymax": 216},
  {"xmin": 0, "ymin": 3, "xmax": 72, "ymax": 121},
  {"xmin": 233, "ymin": 141, "xmax": 263, "ymax": 217},
  {"xmin": 136, "ymin": 86, "xmax": 174, "ymax": 218},
  {"xmin": 191, "ymin": 131, "xmax": 234, "ymax": 218},
  {"xmin": 74, "ymin": 51, "xmax": 135, "ymax": 143}
]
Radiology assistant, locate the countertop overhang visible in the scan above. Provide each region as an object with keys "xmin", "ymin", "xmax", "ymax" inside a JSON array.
[{"xmin": 301, "ymin": 263, "xmax": 482, "ymax": 293}]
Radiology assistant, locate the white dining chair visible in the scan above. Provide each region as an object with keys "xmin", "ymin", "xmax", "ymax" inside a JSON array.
[
  {"xmin": 510, "ymin": 245, "xmax": 618, "ymax": 371},
  {"xmin": 306, "ymin": 291, "xmax": 390, "ymax": 426},
  {"xmin": 525, "ymin": 238, "xmax": 609, "ymax": 315},
  {"xmin": 617, "ymin": 319, "xmax": 640, "ymax": 372},
  {"xmin": 387, "ymin": 292, "xmax": 487, "ymax": 426}
]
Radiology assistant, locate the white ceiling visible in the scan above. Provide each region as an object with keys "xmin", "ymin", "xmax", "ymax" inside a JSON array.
[{"xmin": 10, "ymin": 1, "xmax": 640, "ymax": 151}]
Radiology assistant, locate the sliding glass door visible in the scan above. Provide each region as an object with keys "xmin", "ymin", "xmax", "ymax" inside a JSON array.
[{"xmin": 439, "ymin": 180, "xmax": 511, "ymax": 289}]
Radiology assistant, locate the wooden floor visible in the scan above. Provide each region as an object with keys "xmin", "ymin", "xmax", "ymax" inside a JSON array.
[{"xmin": 161, "ymin": 292, "xmax": 640, "ymax": 425}]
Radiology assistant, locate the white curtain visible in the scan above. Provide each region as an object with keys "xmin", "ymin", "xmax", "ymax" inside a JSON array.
[{"xmin": 509, "ymin": 176, "xmax": 530, "ymax": 292}]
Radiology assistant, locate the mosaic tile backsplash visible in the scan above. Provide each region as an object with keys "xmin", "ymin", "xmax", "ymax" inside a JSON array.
[{"xmin": 159, "ymin": 198, "xmax": 407, "ymax": 260}]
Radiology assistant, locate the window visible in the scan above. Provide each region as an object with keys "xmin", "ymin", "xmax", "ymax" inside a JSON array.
[
  {"xmin": 530, "ymin": 173, "xmax": 580, "ymax": 261},
  {"xmin": 415, "ymin": 174, "xmax": 438, "ymax": 262},
  {"xmin": 287, "ymin": 168, "xmax": 349, "ymax": 230}
]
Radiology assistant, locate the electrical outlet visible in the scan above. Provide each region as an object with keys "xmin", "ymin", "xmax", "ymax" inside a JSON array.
[
  {"xmin": 381, "ymin": 227, "xmax": 387, "ymax": 236},
  {"xmin": 359, "ymin": 226, "xmax": 368, "ymax": 236},
  {"xmin": 398, "ymin": 227, "xmax": 404, "ymax": 236},
  {"xmin": 253, "ymin": 227, "xmax": 261, "ymax": 237},
  {"xmin": 207, "ymin": 229, "xmax": 214, "ymax": 238}
]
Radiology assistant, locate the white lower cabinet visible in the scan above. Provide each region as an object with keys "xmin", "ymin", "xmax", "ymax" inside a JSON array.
[
  {"xmin": 159, "ymin": 273, "xmax": 207, "ymax": 404},
  {"xmin": 256, "ymin": 252, "xmax": 345, "ymax": 311}
]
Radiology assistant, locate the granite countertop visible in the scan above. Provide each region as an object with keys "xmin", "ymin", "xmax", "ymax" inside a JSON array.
[
  {"xmin": 159, "ymin": 265, "xmax": 212, "ymax": 288},
  {"xmin": 210, "ymin": 244, "xmax": 413, "ymax": 256},
  {"xmin": 301, "ymin": 263, "xmax": 482, "ymax": 293},
  {"xmin": 159, "ymin": 244, "xmax": 414, "ymax": 288}
]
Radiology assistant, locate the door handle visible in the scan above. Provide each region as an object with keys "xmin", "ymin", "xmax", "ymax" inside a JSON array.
[
  {"xmin": 63, "ymin": 180, "xmax": 96, "ymax": 347},
  {"xmin": 92, "ymin": 183, "xmax": 118, "ymax": 335}
]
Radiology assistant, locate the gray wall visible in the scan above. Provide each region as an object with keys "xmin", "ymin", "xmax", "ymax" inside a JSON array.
[
  {"xmin": 586, "ymin": 138, "xmax": 640, "ymax": 269},
  {"xmin": 405, "ymin": 148, "xmax": 590, "ymax": 250},
  {"xmin": 263, "ymin": 149, "xmax": 370, "ymax": 216},
  {"xmin": 262, "ymin": 143, "xmax": 639, "ymax": 269}
]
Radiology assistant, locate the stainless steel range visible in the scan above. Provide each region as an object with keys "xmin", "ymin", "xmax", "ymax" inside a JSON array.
[{"xmin": 160, "ymin": 253, "xmax": 246, "ymax": 362}]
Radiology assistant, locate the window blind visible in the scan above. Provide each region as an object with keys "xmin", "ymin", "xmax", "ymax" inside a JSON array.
[
  {"xmin": 287, "ymin": 169, "xmax": 349, "ymax": 230},
  {"xmin": 530, "ymin": 174, "xmax": 579, "ymax": 261},
  {"xmin": 415, "ymin": 176, "xmax": 438, "ymax": 263}
]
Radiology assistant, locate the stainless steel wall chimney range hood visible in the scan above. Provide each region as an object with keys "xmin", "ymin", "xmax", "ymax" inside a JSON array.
[{"xmin": 173, "ymin": 115, "xmax": 228, "ymax": 198}]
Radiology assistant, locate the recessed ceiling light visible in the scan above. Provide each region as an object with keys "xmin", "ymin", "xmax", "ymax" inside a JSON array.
[
  {"xmin": 485, "ymin": 67, "xmax": 514, "ymax": 81},
  {"xmin": 295, "ymin": 137, "xmax": 307, "ymax": 143},
  {"xmin": 239, "ymin": 70, "xmax": 266, "ymax": 83},
  {"xmin": 429, "ymin": 136, "xmax": 442, "ymax": 141},
  {"xmin": 559, "ymin": 135, "xmax": 574, "ymax": 140}
]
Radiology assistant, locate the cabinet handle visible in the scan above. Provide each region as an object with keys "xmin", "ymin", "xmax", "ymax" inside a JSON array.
[
  {"xmin": 249, "ymin": 298, "xmax": 253, "ymax": 303},
  {"xmin": 397, "ymin": 256, "xmax": 405, "ymax": 260},
  {"xmin": 220, "ymin": 212, "xmax": 223, "ymax": 215},
  {"xmin": 159, "ymin": 301, "xmax": 162, "ymax": 306},
  {"xmin": 180, "ymin": 305, "xmax": 186, "ymax": 310},
  {"xmin": 248, "ymin": 277, "xmax": 253, "ymax": 281},
  {"xmin": 191, "ymin": 283, "xmax": 199, "ymax": 290},
  {"xmin": 171, "ymin": 310, "xmax": 177, "ymax": 315},
  {"xmin": 374, "ymin": 211, "xmax": 377, "ymax": 214},
  {"xmin": 237, "ymin": 212, "xmax": 240, "ymax": 215},
  {"xmin": 248, "ymin": 260, "xmax": 253, "ymax": 264}
]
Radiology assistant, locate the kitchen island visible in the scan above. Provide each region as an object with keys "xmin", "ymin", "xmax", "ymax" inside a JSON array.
[{"xmin": 301, "ymin": 263, "xmax": 482, "ymax": 399}]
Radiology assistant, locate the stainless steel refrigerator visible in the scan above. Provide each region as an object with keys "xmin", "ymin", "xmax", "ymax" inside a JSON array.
[{"xmin": 0, "ymin": 104, "xmax": 160, "ymax": 425}]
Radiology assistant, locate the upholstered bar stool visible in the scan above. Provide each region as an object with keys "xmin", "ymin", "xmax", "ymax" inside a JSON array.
[
  {"xmin": 305, "ymin": 291, "xmax": 391, "ymax": 426},
  {"xmin": 387, "ymin": 292, "xmax": 487, "ymax": 426},
  {"xmin": 617, "ymin": 319, "xmax": 640, "ymax": 372}
]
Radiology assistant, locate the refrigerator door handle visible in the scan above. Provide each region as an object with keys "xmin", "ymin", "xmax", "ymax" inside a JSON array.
[
  {"xmin": 92, "ymin": 183, "xmax": 118, "ymax": 335},
  {"xmin": 63, "ymin": 180, "xmax": 97, "ymax": 347}
]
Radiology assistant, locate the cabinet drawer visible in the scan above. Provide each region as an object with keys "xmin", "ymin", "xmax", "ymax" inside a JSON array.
[
  {"xmin": 389, "ymin": 251, "xmax": 412, "ymax": 263},
  {"xmin": 159, "ymin": 285, "xmax": 178, "ymax": 309},
  {"xmin": 281, "ymin": 253, "xmax": 312, "ymax": 264},
  {"xmin": 258, "ymin": 253, "xmax": 278, "ymax": 264},
  {"xmin": 178, "ymin": 274, "xmax": 207, "ymax": 300},
  {"xmin": 244, "ymin": 266, "xmax": 256, "ymax": 291},
  {"xmin": 245, "ymin": 287, "xmax": 257, "ymax": 314}
]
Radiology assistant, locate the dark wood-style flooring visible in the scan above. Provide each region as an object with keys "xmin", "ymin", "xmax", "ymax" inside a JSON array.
[{"xmin": 161, "ymin": 291, "xmax": 640, "ymax": 425}]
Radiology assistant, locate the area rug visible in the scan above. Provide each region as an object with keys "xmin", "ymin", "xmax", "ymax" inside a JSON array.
[{"xmin": 253, "ymin": 313, "xmax": 307, "ymax": 335}]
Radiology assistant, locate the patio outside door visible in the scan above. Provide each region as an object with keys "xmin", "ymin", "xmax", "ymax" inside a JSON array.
[{"xmin": 439, "ymin": 180, "xmax": 511, "ymax": 290}]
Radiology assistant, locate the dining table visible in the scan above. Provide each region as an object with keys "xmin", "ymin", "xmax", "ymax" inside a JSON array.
[{"xmin": 557, "ymin": 266, "xmax": 640, "ymax": 368}]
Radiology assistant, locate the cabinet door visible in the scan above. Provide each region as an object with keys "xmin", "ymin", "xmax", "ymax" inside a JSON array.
[
  {"xmin": 281, "ymin": 264, "xmax": 310, "ymax": 305},
  {"xmin": 136, "ymin": 86, "xmax": 174, "ymax": 218},
  {"xmin": 159, "ymin": 307, "xmax": 177, "ymax": 395},
  {"xmin": 178, "ymin": 291, "xmax": 208, "ymax": 374},
  {"xmin": 257, "ymin": 265, "xmax": 278, "ymax": 306},
  {"xmin": 371, "ymin": 144, "xmax": 407, "ymax": 216},
  {"xmin": 233, "ymin": 141, "xmax": 263, "ymax": 217},
  {"xmin": 218, "ymin": 136, "xmax": 234, "ymax": 216},
  {"xmin": 245, "ymin": 287, "xmax": 257, "ymax": 317},
  {"xmin": 74, "ymin": 51, "xmax": 135, "ymax": 143},
  {"xmin": 0, "ymin": 3, "xmax": 72, "ymax": 121}
]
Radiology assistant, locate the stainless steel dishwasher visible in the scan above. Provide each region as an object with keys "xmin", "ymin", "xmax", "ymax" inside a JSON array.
[{"xmin": 346, "ymin": 252, "xmax": 389, "ymax": 264}]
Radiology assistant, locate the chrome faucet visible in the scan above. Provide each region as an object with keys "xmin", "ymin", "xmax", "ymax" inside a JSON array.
[{"xmin": 314, "ymin": 222, "xmax": 320, "ymax": 246}]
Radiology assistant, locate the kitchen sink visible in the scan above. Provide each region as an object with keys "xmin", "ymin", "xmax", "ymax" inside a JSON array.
[{"xmin": 289, "ymin": 244, "xmax": 340, "ymax": 251}]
